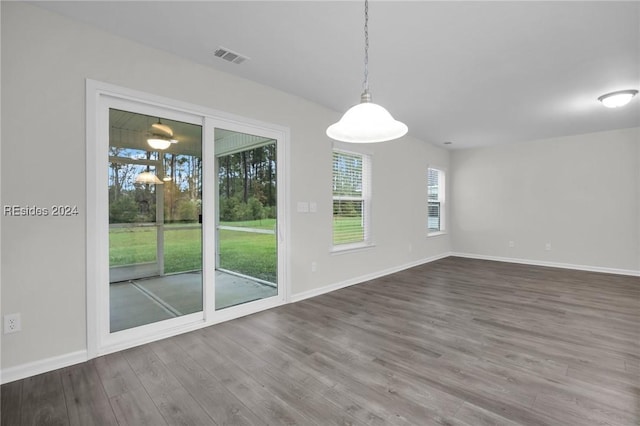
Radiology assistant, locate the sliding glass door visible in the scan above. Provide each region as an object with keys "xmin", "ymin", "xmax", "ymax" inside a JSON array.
[{"xmin": 88, "ymin": 80, "xmax": 288, "ymax": 356}]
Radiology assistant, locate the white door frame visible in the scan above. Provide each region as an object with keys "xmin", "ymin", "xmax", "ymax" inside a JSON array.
[{"xmin": 86, "ymin": 79, "xmax": 290, "ymax": 358}]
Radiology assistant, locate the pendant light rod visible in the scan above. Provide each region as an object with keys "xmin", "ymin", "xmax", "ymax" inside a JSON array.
[
  {"xmin": 363, "ymin": 0, "xmax": 369, "ymax": 97},
  {"xmin": 326, "ymin": 0, "xmax": 408, "ymax": 143}
]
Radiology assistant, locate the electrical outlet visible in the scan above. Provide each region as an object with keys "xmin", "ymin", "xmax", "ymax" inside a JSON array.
[
  {"xmin": 311, "ymin": 261, "xmax": 317, "ymax": 272},
  {"xmin": 545, "ymin": 243, "xmax": 552, "ymax": 251},
  {"xmin": 508, "ymin": 241, "xmax": 515, "ymax": 248},
  {"xmin": 4, "ymin": 313, "xmax": 21, "ymax": 334}
]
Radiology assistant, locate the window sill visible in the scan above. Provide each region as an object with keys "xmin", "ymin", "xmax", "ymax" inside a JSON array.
[
  {"xmin": 330, "ymin": 242, "xmax": 376, "ymax": 255},
  {"xmin": 427, "ymin": 231, "xmax": 447, "ymax": 238}
]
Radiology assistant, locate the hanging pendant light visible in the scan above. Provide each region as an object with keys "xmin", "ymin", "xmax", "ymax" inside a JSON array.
[
  {"xmin": 327, "ymin": 0, "xmax": 407, "ymax": 143},
  {"xmin": 135, "ymin": 171, "xmax": 164, "ymax": 185},
  {"xmin": 147, "ymin": 118, "xmax": 178, "ymax": 150}
]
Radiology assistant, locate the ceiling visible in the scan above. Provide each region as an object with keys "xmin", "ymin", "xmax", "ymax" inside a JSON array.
[
  {"xmin": 109, "ymin": 109, "xmax": 203, "ymax": 157},
  {"xmin": 33, "ymin": 1, "xmax": 640, "ymax": 149},
  {"xmin": 109, "ymin": 109, "xmax": 273, "ymax": 157}
]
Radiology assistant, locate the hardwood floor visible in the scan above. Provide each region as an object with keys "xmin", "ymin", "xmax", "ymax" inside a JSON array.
[{"xmin": 2, "ymin": 257, "xmax": 639, "ymax": 425}]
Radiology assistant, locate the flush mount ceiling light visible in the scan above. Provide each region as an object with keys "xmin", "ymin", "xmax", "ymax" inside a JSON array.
[
  {"xmin": 326, "ymin": 0, "xmax": 407, "ymax": 143},
  {"xmin": 598, "ymin": 89, "xmax": 638, "ymax": 108},
  {"xmin": 147, "ymin": 119, "xmax": 178, "ymax": 150}
]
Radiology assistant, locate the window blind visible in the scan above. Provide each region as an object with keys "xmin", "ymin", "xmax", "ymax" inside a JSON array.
[
  {"xmin": 333, "ymin": 151, "xmax": 369, "ymax": 246},
  {"xmin": 428, "ymin": 168, "xmax": 445, "ymax": 232}
]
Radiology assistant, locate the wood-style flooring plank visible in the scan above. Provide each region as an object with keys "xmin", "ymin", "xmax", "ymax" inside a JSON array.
[
  {"xmin": 224, "ymin": 319, "xmax": 391, "ymax": 426},
  {"xmin": 93, "ymin": 352, "xmax": 167, "ymax": 426},
  {"xmin": 93, "ymin": 351, "xmax": 145, "ymax": 398},
  {"xmin": 122, "ymin": 345, "xmax": 216, "ymax": 426},
  {"xmin": 1, "ymin": 379, "xmax": 22, "ymax": 426},
  {"xmin": 109, "ymin": 390, "xmax": 168, "ymax": 426},
  {"xmin": 19, "ymin": 371, "xmax": 68, "ymax": 426},
  {"xmin": 453, "ymin": 402, "xmax": 522, "ymax": 426},
  {"xmin": 172, "ymin": 331, "xmax": 313, "ymax": 426},
  {"xmin": 150, "ymin": 336, "xmax": 266, "ymax": 426},
  {"xmin": 255, "ymin": 307, "xmax": 466, "ymax": 419},
  {"xmin": 212, "ymin": 319, "xmax": 420, "ymax": 426},
  {"xmin": 60, "ymin": 362, "xmax": 118, "ymax": 426}
]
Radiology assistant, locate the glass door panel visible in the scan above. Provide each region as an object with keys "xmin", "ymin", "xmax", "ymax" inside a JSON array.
[
  {"xmin": 215, "ymin": 129, "xmax": 278, "ymax": 310},
  {"xmin": 108, "ymin": 108, "xmax": 203, "ymax": 332}
]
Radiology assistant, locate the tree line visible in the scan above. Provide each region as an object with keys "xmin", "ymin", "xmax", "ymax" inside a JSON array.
[
  {"xmin": 109, "ymin": 148, "xmax": 202, "ymax": 224},
  {"xmin": 108, "ymin": 143, "xmax": 276, "ymax": 224},
  {"xmin": 218, "ymin": 143, "xmax": 276, "ymax": 222}
]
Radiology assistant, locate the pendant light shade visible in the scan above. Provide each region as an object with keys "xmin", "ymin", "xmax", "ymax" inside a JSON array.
[
  {"xmin": 327, "ymin": 95, "xmax": 408, "ymax": 143},
  {"xmin": 327, "ymin": 0, "xmax": 407, "ymax": 143},
  {"xmin": 135, "ymin": 171, "xmax": 164, "ymax": 185}
]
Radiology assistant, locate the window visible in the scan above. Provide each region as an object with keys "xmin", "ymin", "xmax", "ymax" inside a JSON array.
[
  {"xmin": 428, "ymin": 167, "xmax": 445, "ymax": 234},
  {"xmin": 333, "ymin": 150, "xmax": 371, "ymax": 248}
]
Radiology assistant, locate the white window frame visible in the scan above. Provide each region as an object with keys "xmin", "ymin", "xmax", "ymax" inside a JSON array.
[
  {"xmin": 86, "ymin": 79, "xmax": 290, "ymax": 359},
  {"xmin": 331, "ymin": 148, "xmax": 373, "ymax": 253},
  {"xmin": 428, "ymin": 166, "xmax": 446, "ymax": 236}
]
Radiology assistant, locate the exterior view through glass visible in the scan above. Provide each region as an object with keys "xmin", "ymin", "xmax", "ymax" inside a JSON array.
[
  {"xmin": 215, "ymin": 129, "xmax": 278, "ymax": 309},
  {"xmin": 108, "ymin": 109, "xmax": 203, "ymax": 332}
]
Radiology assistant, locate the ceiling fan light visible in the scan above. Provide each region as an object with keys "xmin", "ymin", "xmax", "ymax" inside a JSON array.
[
  {"xmin": 327, "ymin": 101, "xmax": 408, "ymax": 143},
  {"xmin": 151, "ymin": 122, "xmax": 174, "ymax": 137},
  {"xmin": 598, "ymin": 89, "xmax": 638, "ymax": 108},
  {"xmin": 147, "ymin": 137, "xmax": 172, "ymax": 150},
  {"xmin": 147, "ymin": 118, "xmax": 177, "ymax": 150}
]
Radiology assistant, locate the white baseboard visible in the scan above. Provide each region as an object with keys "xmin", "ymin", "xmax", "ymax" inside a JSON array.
[
  {"xmin": 451, "ymin": 252, "xmax": 640, "ymax": 277},
  {"xmin": 1, "ymin": 350, "xmax": 88, "ymax": 385},
  {"xmin": 290, "ymin": 252, "xmax": 452, "ymax": 303}
]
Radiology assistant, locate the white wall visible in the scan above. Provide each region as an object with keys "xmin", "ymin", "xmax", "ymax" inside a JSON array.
[
  {"xmin": 1, "ymin": 2, "xmax": 450, "ymax": 373},
  {"xmin": 451, "ymin": 127, "xmax": 640, "ymax": 274}
]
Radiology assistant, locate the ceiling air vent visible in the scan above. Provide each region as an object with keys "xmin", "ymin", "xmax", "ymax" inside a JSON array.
[{"xmin": 214, "ymin": 47, "xmax": 249, "ymax": 65}]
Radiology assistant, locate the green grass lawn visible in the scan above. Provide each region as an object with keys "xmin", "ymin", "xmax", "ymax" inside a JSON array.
[
  {"xmin": 109, "ymin": 227, "xmax": 157, "ymax": 266},
  {"xmin": 218, "ymin": 230, "xmax": 276, "ymax": 282},
  {"xmin": 110, "ymin": 219, "xmax": 276, "ymax": 281},
  {"xmin": 164, "ymin": 228, "xmax": 203, "ymax": 272},
  {"xmin": 332, "ymin": 216, "xmax": 364, "ymax": 245}
]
